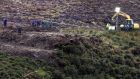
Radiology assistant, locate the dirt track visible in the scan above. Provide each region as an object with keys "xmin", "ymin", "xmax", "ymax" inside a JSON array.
[{"xmin": 0, "ymin": 42, "xmax": 54, "ymax": 59}]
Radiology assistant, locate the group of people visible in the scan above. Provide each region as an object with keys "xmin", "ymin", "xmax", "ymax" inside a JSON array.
[
  {"xmin": 1, "ymin": 17, "xmax": 53, "ymax": 34},
  {"xmin": 31, "ymin": 19, "xmax": 54, "ymax": 28}
]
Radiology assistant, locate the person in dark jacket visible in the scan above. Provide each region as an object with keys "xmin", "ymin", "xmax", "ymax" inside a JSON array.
[
  {"xmin": 16, "ymin": 25, "xmax": 22, "ymax": 34},
  {"xmin": 31, "ymin": 19, "xmax": 36, "ymax": 27},
  {"xmin": 3, "ymin": 18, "xmax": 7, "ymax": 28},
  {"xmin": 31, "ymin": 19, "xmax": 42, "ymax": 27}
]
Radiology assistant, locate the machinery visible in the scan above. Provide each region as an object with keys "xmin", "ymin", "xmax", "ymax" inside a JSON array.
[{"xmin": 106, "ymin": 7, "xmax": 140, "ymax": 31}]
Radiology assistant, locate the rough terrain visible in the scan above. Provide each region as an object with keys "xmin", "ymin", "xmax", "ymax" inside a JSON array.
[
  {"xmin": 0, "ymin": 0, "xmax": 139, "ymax": 79},
  {"xmin": 1, "ymin": 0, "xmax": 140, "ymax": 28}
]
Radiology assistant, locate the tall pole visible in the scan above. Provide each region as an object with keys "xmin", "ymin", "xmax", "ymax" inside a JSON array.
[
  {"xmin": 115, "ymin": 7, "xmax": 121, "ymax": 31},
  {"xmin": 116, "ymin": 15, "xmax": 119, "ymax": 30}
]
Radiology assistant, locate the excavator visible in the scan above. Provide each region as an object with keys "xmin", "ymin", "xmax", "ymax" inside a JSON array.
[{"xmin": 106, "ymin": 11, "xmax": 140, "ymax": 31}]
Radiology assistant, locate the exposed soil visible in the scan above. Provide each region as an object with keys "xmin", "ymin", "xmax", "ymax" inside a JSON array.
[{"xmin": 0, "ymin": 30, "xmax": 65, "ymax": 59}]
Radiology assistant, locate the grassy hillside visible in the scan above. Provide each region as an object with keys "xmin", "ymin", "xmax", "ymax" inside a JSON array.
[
  {"xmin": 0, "ymin": 53, "xmax": 48, "ymax": 79},
  {"xmin": 0, "ymin": 28, "xmax": 139, "ymax": 79}
]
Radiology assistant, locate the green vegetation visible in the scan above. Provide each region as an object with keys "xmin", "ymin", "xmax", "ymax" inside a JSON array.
[
  {"xmin": 54, "ymin": 28, "xmax": 140, "ymax": 79},
  {"xmin": 0, "ymin": 53, "xmax": 49, "ymax": 79},
  {"xmin": 0, "ymin": 28, "xmax": 140, "ymax": 79}
]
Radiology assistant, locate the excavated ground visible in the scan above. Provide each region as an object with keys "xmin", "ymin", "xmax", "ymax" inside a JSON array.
[
  {"xmin": 0, "ymin": 29, "xmax": 90, "ymax": 59},
  {"xmin": 0, "ymin": 30, "xmax": 65, "ymax": 59}
]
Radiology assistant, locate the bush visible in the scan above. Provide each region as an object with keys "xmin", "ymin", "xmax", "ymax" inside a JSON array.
[
  {"xmin": 64, "ymin": 65, "xmax": 78, "ymax": 76},
  {"xmin": 61, "ymin": 45, "xmax": 83, "ymax": 55},
  {"xmin": 53, "ymin": 70, "xmax": 65, "ymax": 79}
]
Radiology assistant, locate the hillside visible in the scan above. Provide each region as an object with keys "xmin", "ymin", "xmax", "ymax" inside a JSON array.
[
  {"xmin": 0, "ymin": 28, "xmax": 139, "ymax": 79},
  {"xmin": 0, "ymin": 0, "xmax": 139, "ymax": 79},
  {"xmin": 0, "ymin": 0, "xmax": 140, "ymax": 28}
]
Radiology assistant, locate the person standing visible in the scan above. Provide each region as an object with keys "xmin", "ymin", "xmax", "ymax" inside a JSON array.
[
  {"xmin": 3, "ymin": 18, "xmax": 8, "ymax": 28},
  {"xmin": 15, "ymin": 20, "xmax": 22, "ymax": 34},
  {"xmin": 31, "ymin": 19, "xmax": 37, "ymax": 27}
]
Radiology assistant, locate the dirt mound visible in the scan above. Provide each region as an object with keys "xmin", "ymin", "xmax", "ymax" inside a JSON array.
[
  {"xmin": 0, "ymin": 30, "xmax": 103, "ymax": 59},
  {"xmin": 0, "ymin": 31, "xmax": 70, "ymax": 59}
]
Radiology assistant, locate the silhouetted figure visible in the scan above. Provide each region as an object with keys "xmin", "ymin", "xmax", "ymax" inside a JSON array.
[
  {"xmin": 15, "ymin": 20, "xmax": 22, "ymax": 34},
  {"xmin": 16, "ymin": 25, "xmax": 22, "ymax": 34},
  {"xmin": 104, "ymin": 16, "xmax": 116, "ymax": 25},
  {"xmin": 31, "ymin": 19, "xmax": 36, "ymax": 27},
  {"xmin": 3, "ymin": 18, "xmax": 7, "ymax": 28}
]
